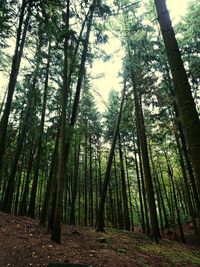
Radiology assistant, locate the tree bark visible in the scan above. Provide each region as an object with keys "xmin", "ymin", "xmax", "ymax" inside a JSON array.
[{"xmin": 155, "ymin": 0, "xmax": 200, "ymax": 195}]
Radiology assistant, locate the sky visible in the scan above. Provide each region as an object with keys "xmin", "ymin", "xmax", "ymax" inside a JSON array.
[
  {"xmin": 167, "ymin": 0, "xmax": 188, "ymax": 20},
  {"xmin": 0, "ymin": 0, "xmax": 190, "ymax": 112}
]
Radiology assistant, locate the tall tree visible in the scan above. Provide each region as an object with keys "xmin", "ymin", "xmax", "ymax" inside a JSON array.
[
  {"xmin": 96, "ymin": 80, "xmax": 126, "ymax": 232},
  {"xmin": 51, "ymin": 0, "xmax": 97, "ymax": 243},
  {"xmin": 0, "ymin": 0, "xmax": 31, "ymax": 183},
  {"xmin": 154, "ymin": 0, "xmax": 200, "ymax": 194}
]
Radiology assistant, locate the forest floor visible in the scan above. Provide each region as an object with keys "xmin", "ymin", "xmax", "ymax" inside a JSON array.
[{"xmin": 0, "ymin": 212, "xmax": 200, "ymax": 267}]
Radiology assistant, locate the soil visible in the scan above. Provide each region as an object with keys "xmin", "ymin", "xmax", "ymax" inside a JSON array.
[{"xmin": 0, "ymin": 212, "xmax": 200, "ymax": 267}]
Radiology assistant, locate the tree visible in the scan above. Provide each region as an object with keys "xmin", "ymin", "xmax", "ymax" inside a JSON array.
[
  {"xmin": 154, "ymin": 0, "xmax": 200, "ymax": 195},
  {"xmin": 0, "ymin": 0, "xmax": 32, "ymax": 182},
  {"xmin": 51, "ymin": 0, "xmax": 97, "ymax": 243},
  {"xmin": 96, "ymin": 80, "xmax": 126, "ymax": 232}
]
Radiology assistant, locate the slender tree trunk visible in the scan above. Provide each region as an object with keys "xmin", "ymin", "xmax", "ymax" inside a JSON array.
[
  {"xmin": 51, "ymin": 0, "xmax": 70, "ymax": 242},
  {"xmin": 78, "ymin": 168, "xmax": 81, "ymax": 225},
  {"xmin": 173, "ymin": 104, "xmax": 200, "ymax": 217},
  {"xmin": 176, "ymin": 181, "xmax": 188, "ymax": 218},
  {"xmin": 157, "ymin": 158, "xmax": 172, "ymax": 224},
  {"xmin": 138, "ymin": 141, "xmax": 150, "ymax": 236},
  {"xmin": 131, "ymin": 70, "xmax": 160, "ymax": 241},
  {"xmin": 164, "ymin": 63, "xmax": 200, "ymax": 217},
  {"xmin": 150, "ymin": 147, "xmax": 169, "ymax": 232},
  {"xmin": 14, "ymin": 162, "xmax": 23, "ymax": 214},
  {"xmin": 164, "ymin": 151, "xmax": 185, "ymax": 243},
  {"xmin": 148, "ymin": 146, "xmax": 164, "ymax": 233},
  {"xmin": 48, "ymin": 180, "xmax": 57, "ymax": 231},
  {"xmin": 67, "ymin": 9, "xmax": 89, "ymax": 91},
  {"xmin": 0, "ymin": 1, "xmax": 31, "ymax": 183},
  {"xmin": 108, "ymin": 180, "xmax": 115, "ymax": 226},
  {"xmin": 94, "ymin": 153, "xmax": 99, "ymax": 225},
  {"xmin": 89, "ymin": 134, "xmax": 94, "ymax": 227},
  {"xmin": 18, "ymin": 142, "xmax": 36, "ymax": 216},
  {"xmin": 98, "ymin": 148, "xmax": 102, "ymax": 197},
  {"xmin": 134, "ymin": 144, "xmax": 146, "ymax": 233},
  {"xmin": 2, "ymin": 100, "xmax": 32, "ymax": 213},
  {"xmin": 155, "ymin": 169, "xmax": 169, "ymax": 230},
  {"xmin": 114, "ymin": 154, "xmax": 123, "ymax": 229},
  {"xmin": 84, "ymin": 125, "xmax": 88, "ymax": 226},
  {"xmin": 69, "ymin": 139, "xmax": 80, "ymax": 225},
  {"xmin": 124, "ymin": 143, "xmax": 134, "ymax": 231},
  {"xmin": 118, "ymin": 134, "xmax": 130, "ymax": 231},
  {"xmin": 28, "ymin": 42, "xmax": 51, "ymax": 218},
  {"xmin": 173, "ymin": 120, "xmax": 200, "ymax": 236},
  {"xmin": 52, "ymin": 1, "xmax": 95, "ymax": 243},
  {"xmin": 154, "ymin": 174, "xmax": 164, "ymax": 235},
  {"xmin": 96, "ymin": 80, "xmax": 126, "ymax": 232},
  {"xmin": 0, "ymin": 89, "xmax": 7, "ymax": 117},
  {"xmin": 39, "ymin": 130, "xmax": 59, "ymax": 226}
]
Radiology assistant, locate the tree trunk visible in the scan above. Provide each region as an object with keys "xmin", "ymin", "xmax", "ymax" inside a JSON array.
[
  {"xmin": 124, "ymin": 142, "xmax": 134, "ymax": 231},
  {"xmin": 134, "ymin": 143, "xmax": 146, "ymax": 233},
  {"xmin": 18, "ymin": 141, "xmax": 36, "ymax": 216},
  {"xmin": 84, "ymin": 124, "xmax": 88, "ymax": 226},
  {"xmin": 155, "ymin": 0, "xmax": 200, "ymax": 195},
  {"xmin": 51, "ymin": 1, "xmax": 95, "ymax": 243},
  {"xmin": 69, "ymin": 138, "xmax": 80, "ymax": 225},
  {"xmin": 114, "ymin": 154, "xmax": 123, "ymax": 229},
  {"xmin": 108, "ymin": 180, "xmax": 115, "ymax": 227},
  {"xmin": 173, "ymin": 103, "xmax": 200, "ymax": 218},
  {"xmin": 173, "ymin": 118, "xmax": 200, "ymax": 236},
  {"xmin": 96, "ymin": 80, "xmax": 126, "ymax": 232},
  {"xmin": 138, "ymin": 141, "xmax": 150, "ymax": 236},
  {"xmin": 164, "ymin": 151, "xmax": 185, "ymax": 243},
  {"xmin": 39, "ymin": 129, "xmax": 59, "ymax": 226},
  {"xmin": 131, "ymin": 71, "xmax": 160, "ymax": 241},
  {"xmin": 0, "ymin": 1, "xmax": 31, "ymax": 182},
  {"xmin": 14, "ymin": 161, "xmax": 23, "ymax": 214},
  {"xmin": 164, "ymin": 62, "xmax": 200, "ymax": 217},
  {"xmin": 28, "ymin": 42, "xmax": 51, "ymax": 218},
  {"xmin": 118, "ymin": 134, "xmax": 130, "ymax": 231},
  {"xmin": 2, "ymin": 96, "xmax": 33, "ymax": 213},
  {"xmin": 89, "ymin": 133, "xmax": 94, "ymax": 227},
  {"xmin": 157, "ymin": 158, "xmax": 172, "ymax": 224}
]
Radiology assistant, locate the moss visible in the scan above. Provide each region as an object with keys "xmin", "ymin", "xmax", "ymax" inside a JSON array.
[
  {"xmin": 139, "ymin": 242, "xmax": 200, "ymax": 265},
  {"xmin": 117, "ymin": 248, "xmax": 127, "ymax": 255}
]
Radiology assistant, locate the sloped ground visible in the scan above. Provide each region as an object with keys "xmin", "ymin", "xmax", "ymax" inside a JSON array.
[{"xmin": 0, "ymin": 211, "xmax": 200, "ymax": 267}]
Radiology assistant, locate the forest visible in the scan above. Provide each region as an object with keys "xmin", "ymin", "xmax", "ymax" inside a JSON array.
[{"xmin": 0, "ymin": 0, "xmax": 200, "ymax": 266}]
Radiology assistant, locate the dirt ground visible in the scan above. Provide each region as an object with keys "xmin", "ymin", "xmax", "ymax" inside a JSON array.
[{"xmin": 0, "ymin": 212, "xmax": 200, "ymax": 267}]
